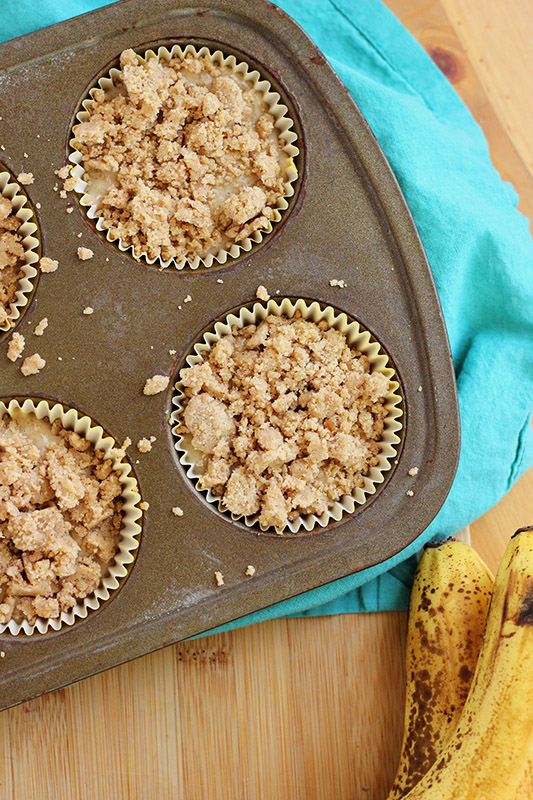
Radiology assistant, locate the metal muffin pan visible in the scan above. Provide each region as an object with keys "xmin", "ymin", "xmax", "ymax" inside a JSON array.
[{"xmin": 0, "ymin": 0, "xmax": 459, "ymax": 710}]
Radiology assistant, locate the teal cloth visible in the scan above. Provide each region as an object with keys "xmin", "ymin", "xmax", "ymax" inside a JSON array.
[{"xmin": 2, "ymin": 0, "xmax": 533, "ymax": 628}]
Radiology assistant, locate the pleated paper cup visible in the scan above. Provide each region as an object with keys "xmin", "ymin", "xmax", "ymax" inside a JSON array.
[
  {"xmin": 0, "ymin": 398, "xmax": 142, "ymax": 635},
  {"xmin": 170, "ymin": 298, "xmax": 403, "ymax": 534},
  {"xmin": 0, "ymin": 172, "xmax": 39, "ymax": 333},
  {"xmin": 68, "ymin": 44, "xmax": 299, "ymax": 269}
]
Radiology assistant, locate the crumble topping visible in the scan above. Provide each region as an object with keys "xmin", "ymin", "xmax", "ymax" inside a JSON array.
[
  {"xmin": 143, "ymin": 374, "xmax": 169, "ymax": 395},
  {"xmin": 7, "ymin": 332, "xmax": 25, "ymax": 362},
  {"xmin": 16, "ymin": 173, "xmax": 33, "ymax": 186},
  {"xmin": 0, "ymin": 412, "xmax": 123, "ymax": 625},
  {"xmin": 55, "ymin": 166, "xmax": 70, "ymax": 180},
  {"xmin": 39, "ymin": 257, "xmax": 58, "ymax": 273},
  {"xmin": 136, "ymin": 437, "xmax": 152, "ymax": 453},
  {"xmin": 73, "ymin": 48, "xmax": 291, "ymax": 263},
  {"xmin": 0, "ymin": 196, "xmax": 25, "ymax": 327},
  {"xmin": 256, "ymin": 285, "xmax": 270, "ymax": 301},
  {"xmin": 34, "ymin": 317, "xmax": 48, "ymax": 336},
  {"xmin": 178, "ymin": 313, "xmax": 389, "ymax": 529},
  {"xmin": 21, "ymin": 353, "xmax": 45, "ymax": 376},
  {"xmin": 77, "ymin": 246, "xmax": 94, "ymax": 261}
]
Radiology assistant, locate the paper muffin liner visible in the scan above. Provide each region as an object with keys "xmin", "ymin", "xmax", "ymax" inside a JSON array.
[
  {"xmin": 0, "ymin": 172, "xmax": 40, "ymax": 333},
  {"xmin": 68, "ymin": 44, "xmax": 300, "ymax": 270},
  {"xmin": 170, "ymin": 298, "xmax": 403, "ymax": 534},
  {"xmin": 0, "ymin": 398, "xmax": 142, "ymax": 635}
]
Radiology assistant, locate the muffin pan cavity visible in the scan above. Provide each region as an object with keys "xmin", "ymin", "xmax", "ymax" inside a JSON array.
[{"xmin": 0, "ymin": 0, "xmax": 458, "ymax": 710}]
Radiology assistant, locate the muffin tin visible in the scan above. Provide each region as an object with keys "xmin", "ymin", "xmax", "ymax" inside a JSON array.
[{"xmin": 0, "ymin": 0, "xmax": 459, "ymax": 710}]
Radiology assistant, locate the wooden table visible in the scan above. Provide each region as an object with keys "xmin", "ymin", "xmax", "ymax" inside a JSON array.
[{"xmin": 1, "ymin": 2, "xmax": 532, "ymax": 797}]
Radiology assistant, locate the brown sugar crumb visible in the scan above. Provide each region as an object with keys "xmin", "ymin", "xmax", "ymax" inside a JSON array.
[
  {"xmin": 0, "ymin": 412, "xmax": 123, "ymax": 625},
  {"xmin": 77, "ymin": 247, "xmax": 94, "ymax": 261},
  {"xmin": 73, "ymin": 48, "xmax": 291, "ymax": 264},
  {"xmin": 256, "ymin": 285, "xmax": 270, "ymax": 301},
  {"xmin": 7, "ymin": 332, "xmax": 25, "ymax": 362},
  {"xmin": 21, "ymin": 353, "xmax": 46, "ymax": 376},
  {"xmin": 143, "ymin": 374, "xmax": 169, "ymax": 395},
  {"xmin": 39, "ymin": 256, "xmax": 58, "ymax": 273},
  {"xmin": 214, "ymin": 571, "xmax": 224, "ymax": 587},
  {"xmin": 178, "ymin": 313, "xmax": 389, "ymax": 530},
  {"xmin": 16, "ymin": 172, "xmax": 33, "ymax": 186},
  {"xmin": 0, "ymin": 197, "xmax": 25, "ymax": 327},
  {"xmin": 136, "ymin": 437, "xmax": 153, "ymax": 453},
  {"xmin": 245, "ymin": 565, "xmax": 256, "ymax": 577},
  {"xmin": 172, "ymin": 506, "xmax": 184, "ymax": 517},
  {"xmin": 34, "ymin": 317, "xmax": 48, "ymax": 336}
]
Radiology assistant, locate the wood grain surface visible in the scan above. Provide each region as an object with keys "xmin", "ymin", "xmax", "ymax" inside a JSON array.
[{"xmin": 1, "ymin": 2, "xmax": 532, "ymax": 798}]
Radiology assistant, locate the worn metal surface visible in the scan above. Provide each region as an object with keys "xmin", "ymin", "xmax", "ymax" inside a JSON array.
[{"xmin": 0, "ymin": 0, "xmax": 459, "ymax": 710}]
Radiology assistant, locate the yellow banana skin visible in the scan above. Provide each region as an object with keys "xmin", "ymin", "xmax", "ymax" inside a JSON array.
[
  {"xmin": 403, "ymin": 526, "xmax": 533, "ymax": 800},
  {"xmin": 387, "ymin": 540, "xmax": 494, "ymax": 799}
]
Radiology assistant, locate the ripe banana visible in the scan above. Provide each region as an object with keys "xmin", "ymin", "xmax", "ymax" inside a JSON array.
[
  {"xmin": 387, "ymin": 539, "xmax": 494, "ymax": 799},
  {"xmin": 402, "ymin": 525, "xmax": 533, "ymax": 799}
]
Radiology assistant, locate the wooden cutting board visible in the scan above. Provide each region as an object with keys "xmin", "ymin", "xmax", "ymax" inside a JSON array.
[{"xmin": 1, "ymin": 1, "xmax": 532, "ymax": 797}]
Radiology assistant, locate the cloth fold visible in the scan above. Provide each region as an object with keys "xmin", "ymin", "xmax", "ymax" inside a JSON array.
[{"xmin": 1, "ymin": 0, "xmax": 532, "ymax": 626}]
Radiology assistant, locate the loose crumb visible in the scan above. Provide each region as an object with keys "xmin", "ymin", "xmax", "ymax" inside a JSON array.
[
  {"xmin": 137, "ymin": 437, "xmax": 153, "ymax": 453},
  {"xmin": 55, "ymin": 166, "xmax": 70, "ymax": 180},
  {"xmin": 23, "ymin": 153, "xmax": 29, "ymax": 159},
  {"xmin": 82, "ymin": 307, "xmax": 94, "ymax": 315},
  {"xmin": 183, "ymin": 295, "xmax": 192, "ymax": 303},
  {"xmin": 73, "ymin": 48, "xmax": 290, "ymax": 264},
  {"xmin": 172, "ymin": 506, "xmax": 184, "ymax": 517},
  {"xmin": 408, "ymin": 467, "xmax": 419, "ymax": 477},
  {"xmin": 169, "ymin": 349, "xmax": 177, "ymax": 356},
  {"xmin": 21, "ymin": 353, "xmax": 45, "ymax": 376},
  {"xmin": 406, "ymin": 490, "xmax": 414, "ymax": 497},
  {"xmin": 34, "ymin": 317, "xmax": 48, "ymax": 336},
  {"xmin": 417, "ymin": 386, "xmax": 422, "ymax": 392},
  {"xmin": 17, "ymin": 172, "xmax": 33, "ymax": 185},
  {"xmin": 7, "ymin": 332, "xmax": 25, "ymax": 362},
  {"xmin": 36, "ymin": 202, "xmax": 41, "ymax": 210},
  {"xmin": 77, "ymin": 232, "xmax": 83, "ymax": 238},
  {"xmin": 0, "ymin": 412, "xmax": 123, "ymax": 625},
  {"xmin": 214, "ymin": 571, "xmax": 224, "ymax": 587},
  {"xmin": 245, "ymin": 565, "xmax": 256, "ymax": 577},
  {"xmin": 178, "ymin": 313, "xmax": 389, "ymax": 530},
  {"xmin": 330, "ymin": 279, "xmax": 347, "ymax": 288},
  {"xmin": 122, "ymin": 437, "xmax": 132, "ymax": 450},
  {"xmin": 216, "ymin": 278, "xmax": 224, "ymax": 284},
  {"xmin": 77, "ymin": 247, "xmax": 93, "ymax": 261},
  {"xmin": 143, "ymin": 374, "xmax": 169, "ymax": 395},
  {"xmin": 0, "ymin": 651, "xmax": 5, "ymax": 658},
  {"xmin": 139, "ymin": 501, "xmax": 149, "ymax": 511},
  {"xmin": 256, "ymin": 284, "xmax": 270, "ymax": 301},
  {"xmin": 66, "ymin": 207, "xmax": 74, "ymax": 214},
  {"xmin": 39, "ymin": 256, "xmax": 58, "ymax": 273},
  {"xmin": 59, "ymin": 190, "xmax": 67, "ymax": 199}
]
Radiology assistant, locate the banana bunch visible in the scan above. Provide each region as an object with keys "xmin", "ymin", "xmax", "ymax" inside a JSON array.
[{"xmin": 387, "ymin": 526, "xmax": 533, "ymax": 800}]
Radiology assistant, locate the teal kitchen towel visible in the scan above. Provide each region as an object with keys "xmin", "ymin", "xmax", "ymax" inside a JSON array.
[{"xmin": 1, "ymin": 0, "xmax": 532, "ymax": 627}]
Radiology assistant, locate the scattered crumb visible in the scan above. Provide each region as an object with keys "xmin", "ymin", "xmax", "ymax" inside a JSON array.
[
  {"xmin": 149, "ymin": 435, "xmax": 156, "ymax": 443},
  {"xmin": 214, "ymin": 571, "xmax": 224, "ymax": 587},
  {"xmin": 137, "ymin": 437, "xmax": 153, "ymax": 453},
  {"xmin": 66, "ymin": 207, "xmax": 74, "ymax": 214},
  {"xmin": 77, "ymin": 232, "xmax": 83, "ymax": 238},
  {"xmin": 82, "ymin": 307, "xmax": 94, "ymax": 315},
  {"xmin": 7, "ymin": 332, "xmax": 25, "ymax": 362},
  {"xmin": 23, "ymin": 153, "xmax": 29, "ymax": 159},
  {"xmin": 406, "ymin": 490, "xmax": 414, "ymax": 497},
  {"xmin": 55, "ymin": 166, "xmax": 70, "ymax": 180},
  {"xmin": 330, "ymin": 279, "xmax": 347, "ymax": 288},
  {"xmin": 36, "ymin": 202, "xmax": 41, "ymax": 210},
  {"xmin": 216, "ymin": 278, "xmax": 224, "ymax": 284},
  {"xmin": 21, "ymin": 353, "xmax": 46, "ymax": 376},
  {"xmin": 34, "ymin": 317, "xmax": 48, "ymax": 336},
  {"xmin": 172, "ymin": 506, "xmax": 184, "ymax": 517},
  {"xmin": 122, "ymin": 437, "xmax": 132, "ymax": 450},
  {"xmin": 245, "ymin": 565, "xmax": 256, "ymax": 577},
  {"xmin": 143, "ymin": 374, "xmax": 169, "ymax": 395},
  {"xmin": 183, "ymin": 295, "xmax": 192, "ymax": 303},
  {"xmin": 63, "ymin": 177, "xmax": 76, "ymax": 192},
  {"xmin": 256, "ymin": 284, "xmax": 270, "ymax": 301},
  {"xmin": 17, "ymin": 172, "xmax": 34, "ymax": 185},
  {"xmin": 58, "ymin": 357, "xmax": 62, "ymax": 361},
  {"xmin": 139, "ymin": 501, "xmax": 149, "ymax": 511},
  {"xmin": 39, "ymin": 256, "xmax": 58, "ymax": 273},
  {"xmin": 0, "ymin": 651, "xmax": 5, "ymax": 658},
  {"xmin": 408, "ymin": 467, "xmax": 419, "ymax": 477},
  {"xmin": 0, "ymin": 412, "xmax": 123, "ymax": 625},
  {"xmin": 417, "ymin": 386, "xmax": 422, "ymax": 392},
  {"xmin": 77, "ymin": 246, "xmax": 93, "ymax": 261},
  {"xmin": 59, "ymin": 190, "xmax": 67, "ymax": 199},
  {"xmin": 169, "ymin": 349, "xmax": 177, "ymax": 356}
]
